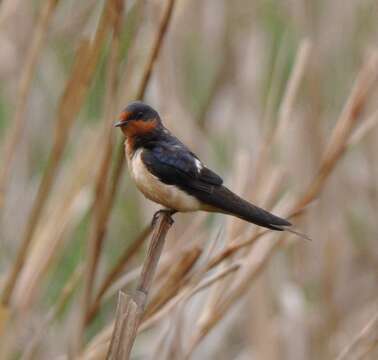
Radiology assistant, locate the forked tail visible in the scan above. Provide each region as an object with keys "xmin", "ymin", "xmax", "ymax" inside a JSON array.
[{"xmin": 197, "ymin": 185, "xmax": 310, "ymax": 239}]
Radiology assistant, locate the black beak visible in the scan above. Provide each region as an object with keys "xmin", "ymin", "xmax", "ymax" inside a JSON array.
[{"xmin": 114, "ymin": 120, "xmax": 128, "ymax": 127}]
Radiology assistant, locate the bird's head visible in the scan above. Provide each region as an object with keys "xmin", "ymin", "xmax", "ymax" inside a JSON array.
[{"xmin": 114, "ymin": 101, "xmax": 161, "ymax": 137}]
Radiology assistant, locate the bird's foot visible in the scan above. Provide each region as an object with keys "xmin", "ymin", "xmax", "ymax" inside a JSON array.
[{"xmin": 151, "ymin": 209, "xmax": 176, "ymax": 227}]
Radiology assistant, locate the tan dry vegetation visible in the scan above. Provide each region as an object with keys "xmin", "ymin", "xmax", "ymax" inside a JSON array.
[{"xmin": 1, "ymin": 0, "xmax": 378, "ymax": 359}]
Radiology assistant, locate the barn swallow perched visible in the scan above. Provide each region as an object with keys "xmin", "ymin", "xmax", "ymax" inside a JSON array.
[{"xmin": 115, "ymin": 101, "xmax": 308, "ymax": 237}]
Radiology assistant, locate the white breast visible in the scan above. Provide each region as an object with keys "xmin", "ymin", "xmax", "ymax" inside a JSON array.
[{"xmin": 127, "ymin": 148, "xmax": 201, "ymax": 212}]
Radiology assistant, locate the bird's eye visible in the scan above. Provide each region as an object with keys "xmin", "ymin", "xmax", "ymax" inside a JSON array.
[{"xmin": 137, "ymin": 111, "xmax": 143, "ymax": 119}]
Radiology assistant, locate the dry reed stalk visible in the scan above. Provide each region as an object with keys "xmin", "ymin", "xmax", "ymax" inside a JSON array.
[
  {"xmin": 135, "ymin": 234, "xmax": 213, "ymax": 323},
  {"xmin": 99, "ymin": 222, "xmax": 209, "ymax": 303},
  {"xmin": 21, "ymin": 264, "xmax": 84, "ymax": 360},
  {"xmin": 140, "ymin": 262, "xmax": 241, "ymax": 334},
  {"xmin": 135, "ymin": 0, "xmax": 176, "ymax": 101},
  {"xmin": 276, "ymin": 39, "xmax": 312, "ymax": 139},
  {"xmin": 144, "ymin": 246, "xmax": 202, "ymax": 318},
  {"xmin": 1, "ymin": 0, "xmax": 115, "ymax": 306},
  {"xmin": 149, "ymin": 214, "xmax": 208, "ymax": 273},
  {"xmin": 14, "ymin": 195, "xmax": 86, "ymax": 309},
  {"xmin": 187, "ymin": 233, "xmax": 283, "ymax": 357},
  {"xmin": 293, "ymin": 51, "xmax": 378, "ymax": 213},
  {"xmin": 12, "ymin": 129, "xmax": 99, "ymax": 309},
  {"xmin": 196, "ymin": 3, "xmax": 233, "ymax": 132},
  {"xmin": 106, "ymin": 212, "xmax": 174, "ymax": 359},
  {"xmin": 106, "ymin": 292, "xmax": 140, "ymax": 360},
  {"xmin": 247, "ymin": 274, "xmax": 280, "ymax": 360},
  {"xmin": 348, "ymin": 108, "xmax": 378, "ymax": 146},
  {"xmin": 335, "ymin": 309, "xmax": 378, "ymax": 360},
  {"xmin": 153, "ymin": 310, "xmax": 185, "ymax": 360},
  {"xmin": 101, "ymin": 237, "xmax": 196, "ymax": 305},
  {"xmin": 180, "ymin": 262, "xmax": 241, "ymax": 307},
  {"xmin": 262, "ymin": 31, "xmax": 290, "ymax": 130},
  {"xmin": 250, "ymin": 33, "xmax": 289, "ymax": 192},
  {"xmin": 81, "ymin": 0, "xmax": 125, "ymax": 337},
  {"xmin": 147, "ymin": 262, "xmax": 242, "ymax": 359},
  {"xmin": 205, "ymin": 230, "xmax": 266, "ymax": 271},
  {"xmin": 131, "ymin": 228, "xmax": 236, "ymax": 330},
  {"xmin": 0, "ymin": 0, "xmax": 59, "ymax": 211},
  {"xmin": 252, "ymin": 39, "xmax": 311, "ymax": 195}
]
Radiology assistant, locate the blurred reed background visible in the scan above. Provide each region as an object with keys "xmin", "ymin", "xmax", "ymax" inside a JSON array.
[{"xmin": 1, "ymin": 0, "xmax": 378, "ymax": 359}]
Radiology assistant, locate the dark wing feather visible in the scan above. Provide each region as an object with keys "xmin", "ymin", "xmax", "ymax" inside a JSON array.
[
  {"xmin": 142, "ymin": 143, "xmax": 222, "ymax": 192},
  {"xmin": 196, "ymin": 166, "xmax": 222, "ymax": 186}
]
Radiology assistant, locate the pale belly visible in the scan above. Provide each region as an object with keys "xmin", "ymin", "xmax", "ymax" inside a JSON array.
[{"xmin": 127, "ymin": 148, "xmax": 202, "ymax": 212}]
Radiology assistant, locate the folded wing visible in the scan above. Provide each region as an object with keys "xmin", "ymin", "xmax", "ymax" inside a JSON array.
[{"xmin": 142, "ymin": 143, "xmax": 291, "ymax": 231}]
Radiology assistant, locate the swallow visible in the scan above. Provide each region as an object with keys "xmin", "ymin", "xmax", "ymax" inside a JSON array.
[{"xmin": 115, "ymin": 101, "xmax": 308, "ymax": 238}]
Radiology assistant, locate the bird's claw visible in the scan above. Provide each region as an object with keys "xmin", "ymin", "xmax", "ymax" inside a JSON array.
[{"xmin": 151, "ymin": 209, "xmax": 176, "ymax": 227}]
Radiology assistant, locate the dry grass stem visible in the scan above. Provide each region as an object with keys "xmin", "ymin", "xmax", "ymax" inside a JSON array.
[
  {"xmin": 106, "ymin": 292, "xmax": 140, "ymax": 360},
  {"xmin": 252, "ymin": 39, "xmax": 311, "ymax": 197},
  {"xmin": 21, "ymin": 264, "xmax": 83, "ymax": 359},
  {"xmin": 348, "ymin": 108, "xmax": 378, "ymax": 146},
  {"xmin": 144, "ymin": 246, "xmax": 201, "ymax": 318},
  {"xmin": 335, "ymin": 309, "xmax": 378, "ymax": 360},
  {"xmin": 294, "ymin": 51, "xmax": 378, "ymax": 212},
  {"xmin": 81, "ymin": 0, "xmax": 125, "ymax": 340},
  {"xmin": 276, "ymin": 38, "xmax": 312, "ymax": 139},
  {"xmin": 106, "ymin": 212, "xmax": 174, "ymax": 359},
  {"xmin": 0, "ymin": 0, "xmax": 59, "ymax": 211}
]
